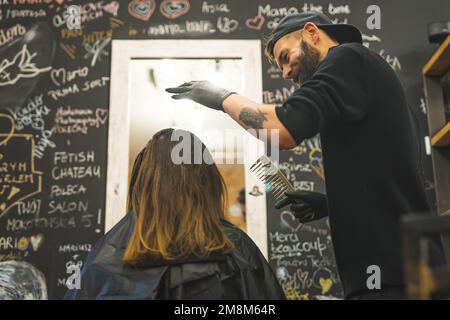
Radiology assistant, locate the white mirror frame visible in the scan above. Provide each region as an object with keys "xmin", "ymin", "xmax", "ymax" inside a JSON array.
[{"xmin": 107, "ymin": 40, "xmax": 268, "ymax": 257}]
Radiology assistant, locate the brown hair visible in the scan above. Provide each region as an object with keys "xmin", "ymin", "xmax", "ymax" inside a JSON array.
[{"xmin": 123, "ymin": 128, "xmax": 235, "ymax": 264}]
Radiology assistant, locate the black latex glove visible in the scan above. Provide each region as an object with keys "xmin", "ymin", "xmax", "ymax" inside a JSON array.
[
  {"xmin": 275, "ymin": 191, "xmax": 329, "ymax": 223},
  {"xmin": 165, "ymin": 80, "xmax": 235, "ymax": 112}
]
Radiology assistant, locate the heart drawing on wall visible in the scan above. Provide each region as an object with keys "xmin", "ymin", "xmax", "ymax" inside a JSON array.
[
  {"xmin": 30, "ymin": 234, "xmax": 45, "ymax": 252},
  {"xmin": 245, "ymin": 15, "xmax": 265, "ymax": 30},
  {"xmin": 280, "ymin": 211, "xmax": 302, "ymax": 233},
  {"xmin": 128, "ymin": 0, "xmax": 156, "ymax": 21},
  {"xmin": 96, "ymin": 108, "xmax": 109, "ymax": 125},
  {"xmin": 160, "ymin": 0, "xmax": 190, "ymax": 20},
  {"xmin": 319, "ymin": 277, "xmax": 333, "ymax": 294}
]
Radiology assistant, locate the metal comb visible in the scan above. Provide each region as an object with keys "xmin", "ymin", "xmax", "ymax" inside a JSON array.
[{"xmin": 249, "ymin": 155, "xmax": 295, "ymax": 201}]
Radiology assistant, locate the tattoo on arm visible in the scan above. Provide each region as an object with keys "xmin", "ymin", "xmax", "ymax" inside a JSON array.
[{"xmin": 238, "ymin": 107, "xmax": 268, "ymax": 129}]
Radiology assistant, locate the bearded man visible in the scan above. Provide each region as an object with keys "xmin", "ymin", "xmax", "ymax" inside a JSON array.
[{"xmin": 166, "ymin": 12, "xmax": 444, "ymax": 299}]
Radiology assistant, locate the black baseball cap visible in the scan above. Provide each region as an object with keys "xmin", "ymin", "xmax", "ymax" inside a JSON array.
[{"xmin": 271, "ymin": 11, "xmax": 362, "ymax": 46}]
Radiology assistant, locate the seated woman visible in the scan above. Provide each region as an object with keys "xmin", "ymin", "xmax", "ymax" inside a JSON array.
[{"xmin": 65, "ymin": 128, "xmax": 285, "ymax": 300}]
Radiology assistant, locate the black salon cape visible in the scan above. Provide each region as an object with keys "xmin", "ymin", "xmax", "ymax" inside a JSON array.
[{"xmin": 64, "ymin": 212, "xmax": 285, "ymax": 300}]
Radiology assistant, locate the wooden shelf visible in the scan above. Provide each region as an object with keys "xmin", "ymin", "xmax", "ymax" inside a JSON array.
[
  {"xmin": 423, "ymin": 35, "xmax": 450, "ymax": 76},
  {"xmin": 431, "ymin": 122, "xmax": 450, "ymax": 147}
]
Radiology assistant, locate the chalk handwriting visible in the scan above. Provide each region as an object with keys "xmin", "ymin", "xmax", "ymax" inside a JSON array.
[
  {"xmin": 17, "ymin": 198, "xmax": 41, "ymax": 216},
  {"xmin": 48, "ymin": 200, "xmax": 89, "ymax": 214},
  {"xmin": 33, "ymin": 128, "xmax": 56, "ymax": 159},
  {"xmin": 328, "ymin": 3, "xmax": 350, "ymax": 15},
  {"xmin": 51, "ymin": 151, "xmax": 100, "ymax": 183},
  {"xmin": 9, "ymin": 95, "xmax": 48, "ymax": 131},
  {"xmin": 202, "ymin": 1, "xmax": 229, "ymax": 13},
  {"xmin": 379, "ymin": 49, "xmax": 402, "ymax": 72},
  {"xmin": 263, "ymin": 86, "xmax": 296, "ymax": 104},
  {"xmin": 330, "ymin": 17, "xmax": 348, "ymax": 24},
  {"xmin": 0, "ymin": 234, "xmax": 44, "ymax": 251},
  {"xmin": 362, "ymin": 33, "xmax": 382, "ymax": 48},
  {"xmin": 258, "ymin": 4, "xmax": 298, "ymax": 17},
  {"xmin": 51, "ymin": 166, "xmax": 101, "ymax": 180},
  {"xmin": 58, "ymin": 243, "xmax": 92, "ymax": 253},
  {"xmin": 50, "ymin": 66, "xmax": 89, "ymax": 87},
  {"xmin": 83, "ymin": 38, "xmax": 110, "ymax": 67},
  {"xmin": 70, "ymin": 1, "xmax": 120, "ymax": 25},
  {"xmin": 9, "ymin": 95, "xmax": 56, "ymax": 159},
  {"xmin": 293, "ymin": 180, "xmax": 315, "ymax": 191},
  {"xmin": 50, "ymin": 184, "xmax": 88, "ymax": 198},
  {"xmin": 301, "ymin": 3, "xmax": 323, "ymax": 13},
  {"xmin": 0, "ymin": 23, "xmax": 26, "ymax": 46},
  {"xmin": 217, "ymin": 17, "xmax": 238, "ymax": 34},
  {"xmin": 82, "ymin": 29, "xmax": 112, "ymax": 45},
  {"xmin": 47, "ymin": 83, "xmax": 79, "ymax": 100},
  {"xmin": 54, "ymin": 151, "xmax": 95, "ymax": 164},
  {"xmin": 278, "ymin": 159, "xmax": 312, "ymax": 177},
  {"xmin": 54, "ymin": 106, "xmax": 108, "ymax": 134},
  {"xmin": 60, "ymin": 27, "xmax": 83, "ymax": 40},
  {"xmin": 362, "ymin": 33, "xmax": 382, "ymax": 42},
  {"xmin": 145, "ymin": 20, "xmax": 216, "ymax": 36},
  {"xmin": 6, "ymin": 214, "xmax": 94, "ymax": 232},
  {"xmin": 186, "ymin": 20, "xmax": 215, "ymax": 33},
  {"xmin": 145, "ymin": 23, "xmax": 184, "ymax": 35},
  {"xmin": 270, "ymin": 236, "xmax": 327, "ymax": 258},
  {"xmin": 48, "ymin": 76, "xmax": 109, "ymax": 100}
]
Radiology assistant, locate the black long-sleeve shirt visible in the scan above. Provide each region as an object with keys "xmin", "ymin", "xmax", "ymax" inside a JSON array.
[{"xmin": 275, "ymin": 42, "xmax": 444, "ymax": 298}]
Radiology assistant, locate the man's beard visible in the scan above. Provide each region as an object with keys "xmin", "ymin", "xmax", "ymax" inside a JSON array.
[{"xmin": 291, "ymin": 40, "xmax": 321, "ymax": 86}]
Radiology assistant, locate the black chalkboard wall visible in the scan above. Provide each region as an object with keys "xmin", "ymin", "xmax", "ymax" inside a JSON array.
[{"xmin": 0, "ymin": 0, "xmax": 449, "ymax": 300}]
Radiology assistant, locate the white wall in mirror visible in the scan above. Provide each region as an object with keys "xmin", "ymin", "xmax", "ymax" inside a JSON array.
[
  {"xmin": 108, "ymin": 40, "xmax": 268, "ymax": 258},
  {"xmin": 128, "ymin": 58, "xmax": 243, "ymax": 166}
]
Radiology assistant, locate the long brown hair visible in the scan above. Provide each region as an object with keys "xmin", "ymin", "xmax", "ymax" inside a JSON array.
[{"xmin": 123, "ymin": 128, "xmax": 235, "ymax": 263}]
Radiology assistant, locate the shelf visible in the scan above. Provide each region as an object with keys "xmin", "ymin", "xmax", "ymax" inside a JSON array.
[
  {"xmin": 431, "ymin": 122, "xmax": 450, "ymax": 147},
  {"xmin": 423, "ymin": 35, "xmax": 450, "ymax": 76}
]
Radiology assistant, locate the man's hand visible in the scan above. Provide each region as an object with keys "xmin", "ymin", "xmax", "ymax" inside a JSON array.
[
  {"xmin": 165, "ymin": 80, "xmax": 236, "ymax": 112},
  {"xmin": 275, "ymin": 191, "xmax": 329, "ymax": 223}
]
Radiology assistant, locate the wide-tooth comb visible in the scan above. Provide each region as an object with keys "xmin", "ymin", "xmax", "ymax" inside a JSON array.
[{"xmin": 249, "ymin": 155, "xmax": 295, "ymax": 200}]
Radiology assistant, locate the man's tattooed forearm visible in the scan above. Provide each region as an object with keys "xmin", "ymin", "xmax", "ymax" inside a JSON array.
[{"xmin": 238, "ymin": 107, "xmax": 268, "ymax": 129}]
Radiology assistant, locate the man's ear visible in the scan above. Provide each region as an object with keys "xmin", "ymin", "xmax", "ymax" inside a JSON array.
[{"xmin": 303, "ymin": 22, "xmax": 320, "ymax": 44}]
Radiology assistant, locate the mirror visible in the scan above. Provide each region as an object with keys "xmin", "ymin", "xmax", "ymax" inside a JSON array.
[
  {"xmin": 108, "ymin": 40, "xmax": 268, "ymax": 257},
  {"xmin": 128, "ymin": 58, "xmax": 246, "ymax": 230}
]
